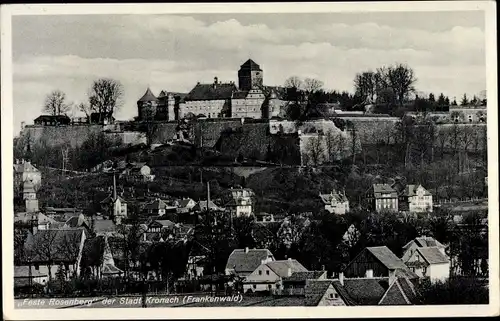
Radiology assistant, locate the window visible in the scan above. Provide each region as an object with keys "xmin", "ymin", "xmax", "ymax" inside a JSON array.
[
  {"xmin": 268, "ymin": 284, "xmax": 272, "ymax": 289},
  {"xmin": 259, "ymin": 270, "xmax": 262, "ymax": 275},
  {"xmin": 253, "ymin": 285, "xmax": 256, "ymax": 289},
  {"xmin": 329, "ymin": 293, "xmax": 334, "ymax": 299},
  {"xmin": 266, "ymin": 270, "xmax": 270, "ymax": 275}
]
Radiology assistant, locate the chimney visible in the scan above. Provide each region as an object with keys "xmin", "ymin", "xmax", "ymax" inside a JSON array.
[
  {"xmin": 113, "ymin": 173, "xmax": 117, "ymax": 200},
  {"xmin": 287, "ymin": 267, "xmax": 292, "ymax": 277},
  {"xmin": 245, "ymin": 247, "xmax": 249, "ymax": 254},
  {"xmin": 339, "ymin": 272, "xmax": 344, "ymax": 286},
  {"xmin": 389, "ymin": 269, "xmax": 397, "ymax": 285},
  {"xmin": 365, "ymin": 269, "xmax": 373, "ymax": 278}
]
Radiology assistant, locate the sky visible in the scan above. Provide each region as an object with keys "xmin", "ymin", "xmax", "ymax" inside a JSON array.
[{"xmin": 12, "ymin": 11, "xmax": 486, "ymax": 133}]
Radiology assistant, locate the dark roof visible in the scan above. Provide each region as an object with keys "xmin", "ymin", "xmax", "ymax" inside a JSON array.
[
  {"xmin": 138, "ymin": 88, "xmax": 158, "ymax": 102},
  {"xmin": 401, "ymin": 184, "xmax": 431, "ymax": 197},
  {"xmin": 232, "ymin": 91, "xmax": 248, "ymax": 99},
  {"xmin": 283, "ymin": 271, "xmax": 326, "ymax": 282},
  {"xmin": 225, "ymin": 249, "xmax": 274, "ymax": 274},
  {"xmin": 185, "ymin": 83, "xmax": 237, "ymax": 101},
  {"xmin": 90, "ymin": 112, "xmax": 115, "ymax": 122},
  {"xmin": 372, "ymin": 184, "xmax": 398, "ymax": 198},
  {"xmin": 150, "ymin": 220, "xmax": 175, "ymax": 228},
  {"xmin": 25, "ymin": 229, "xmax": 85, "ymax": 263},
  {"xmin": 378, "ymin": 278, "xmax": 417, "ymax": 305},
  {"xmin": 367, "ymin": 246, "xmax": 409, "ymax": 270},
  {"xmin": 240, "ymin": 59, "xmax": 262, "ymax": 71},
  {"xmin": 145, "ymin": 199, "xmax": 169, "ymax": 210},
  {"xmin": 100, "ymin": 194, "xmax": 126, "ymax": 204},
  {"xmin": 416, "ymin": 247, "xmax": 449, "ymax": 264},
  {"xmin": 414, "ymin": 236, "xmax": 445, "ymax": 248},
  {"xmin": 304, "ymin": 280, "xmax": 334, "ymax": 306},
  {"xmin": 178, "ymin": 198, "xmax": 195, "ymax": 208},
  {"xmin": 266, "ymin": 259, "xmax": 308, "ymax": 277},
  {"xmin": 15, "ymin": 212, "xmax": 55, "ymax": 226},
  {"xmin": 333, "ymin": 278, "xmax": 389, "ymax": 305},
  {"xmin": 194, "ymin": 200, "xmax": 220, "ymax": 212},
  {"xmin": 34, "ymin": 115, "xmax": 71, "ymax": 122},
  {"xmin": 319, "ymin": 191, "xmax": 348, "ymax": 204},
  {"xmin": 64, "ymin": 214, "xmax": 89, "ymax": 228}
]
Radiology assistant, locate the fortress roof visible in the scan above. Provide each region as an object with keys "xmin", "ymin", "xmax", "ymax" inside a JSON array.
[
  {"xmin": 240, "ymin": 59, "xmax": 262, "ymax": 71},
  {"xmin": 185, "ymin": 83, "xmax": 237, "ymax": 101},
  {"xmin": 138, "ymin": 88, "xmax": 158, "ymax": 102}
]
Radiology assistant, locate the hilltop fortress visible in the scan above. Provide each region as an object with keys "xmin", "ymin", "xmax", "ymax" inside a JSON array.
[{"xmin": 16, "ymin": 59, "xmax": 487, "ymax": 164}]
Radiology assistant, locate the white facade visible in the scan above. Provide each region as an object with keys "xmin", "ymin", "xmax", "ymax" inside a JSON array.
[
  {"xmin": 232, "ymin": 89, "xmax": 265, "ymax": 119},
  {"xmin": 242, "ymin": 263, "xmax": 283, "ymax": 293},
  {"xmin": 179, "ymin": 99, "xmax": 227, "ymax": 119},
  {"xmin": 406, "ymin": 249, "xmax": 450, "ymax": 284},
  {"xmin": 407, "ymin": 186, "xmax": 433, "ymax": 213},
  {"xmin": 324, "ymin": 201, "xmax": 349, "ymax": 215}
]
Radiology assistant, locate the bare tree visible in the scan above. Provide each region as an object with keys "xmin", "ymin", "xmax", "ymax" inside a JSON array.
[
  {"xmin": 325, "ymin": 130, "xmax": 338, "ymax": 163},
  {"xmin": 88, "ymin": 78, "xmax": 124, "ymax": 122},
  {"xmin": 306, "ymin": 136, "xmax": 324, "ymax": 167},
  {"xmin": 31, "ymin": 230, "xmax": 60, "ymax": 280},
  {"xmin": 284, "ymin": 76, "xmax": 304, "ymax": 91},
  {"xmin": 78, "ymin": 103, "xmax": 93, "ymax": 122},
  {"xmin": 303, "ymin": 78, "xmax": 324, "ymax": 95},
  {"xmin": 377, "ymin": 63, "xmax": 417, "ymax": 106},
  {"xmin": 354, "ymin": 71, "xmax": 377, "ymax": 101},
  {"xmin": 44, "ymin": 90, "xmax": 70, "ymax": 116}
]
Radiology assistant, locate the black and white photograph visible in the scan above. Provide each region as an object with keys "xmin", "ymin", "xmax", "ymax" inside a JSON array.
[{"xmin": 1, "ymin": 1, "xmax": 498, "ymax": 319}]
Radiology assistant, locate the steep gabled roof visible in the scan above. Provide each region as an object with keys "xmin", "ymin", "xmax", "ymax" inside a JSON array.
[
  {"xmin": 319, "ymin": 190, "xmax": 348, "ymax": 204},
  {"xmin": 138, "ymin": 88, "xmax": 158, "ymax": 102},
  {"xmin": 178, "ymin": 198, "xmax": 195, "ymax": 208},
  {"xmin": 14, "ymin": 161, "xmax": 40, "ymax": 173},
  {"xmin": 401, "ymin": 184, "xmax": 431, "ymax": 197},
  {"xmin": 266, "ymin": 259, "xmax": 308, "ymax": 277},
  {"xmin": 283, "ymin": 271, "xmax": 326, "ymax": 282},
  {"xmin": 416, "ymin": 247, "xmax": 449, "ymax": 264},
  {"xmin": 225, "ymin": 248, "xmax": 274, "ymax": 273},
  {"xmin": 332, "ymin": 278, "xmax": 389, "ymax": 305},
  {"xmin": 378, "ymin": 278, "xmax": 412, "ymax": 305},
  {"xmin": 304, "ymin": 280, "xmax": 334, "ymax": 306},
  {"xmin": 367, "ymin": 246, "xmax": 408, "ymax": 270},
  {"xmin": 145, "ymin": 199, "xmax": 169, "ymax": 210},
  {"xmin": 240, "ymin": 59, "xmax": 262, "ymax": 71},
  {"xmin": 185, "ymin": 83, "xmax": 237, "ymax": 101}
]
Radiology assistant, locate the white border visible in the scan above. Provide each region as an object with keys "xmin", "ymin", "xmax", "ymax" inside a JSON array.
[{"xmin": 1, "ymin": 1, "xmax": 498, "ymax": 319}]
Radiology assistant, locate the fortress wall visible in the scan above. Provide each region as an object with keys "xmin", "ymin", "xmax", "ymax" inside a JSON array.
[{"xmin": 21, "ymin": 125, "xmax": 104, "ymax": 148}]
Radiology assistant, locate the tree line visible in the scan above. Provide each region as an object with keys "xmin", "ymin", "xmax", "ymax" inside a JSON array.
[{"xmin": 41, "ymin": 78, "xmax": 124, "ymax": 123}]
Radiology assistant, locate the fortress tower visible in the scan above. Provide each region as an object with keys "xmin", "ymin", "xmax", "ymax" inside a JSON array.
[
  {"xmin": 238, "ymin": 59, "xmax": 263, "ymax": 91},
  {"xmin": 137, "ymin": 88, "xmax": 158, "ymax": 120}
]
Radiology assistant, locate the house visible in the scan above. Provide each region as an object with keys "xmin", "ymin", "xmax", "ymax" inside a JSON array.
[
  {"xmin": 193, "ymin": 200, "xmax": 222, "ymax": 213},
  {"xmin": 22, "ymin": 181, "xmax": 40, "ymax": 213},
  {"xmin": 401, "ymin": 236, "xmax": 447, "ymax": 262},
  {"xmin": 80, "ymin": 236, "xmax": 123, "ymax": 279},
  {"xmin": 404, "ymin": 247, "xmax": 450, "ymax": 283},
  {"xmin": 224, "ymin": 187, "xmax": 255, "ymax": 217},
  {"xmin": 367, "ymin": 184, "xmax": 399, "ymax": 212},
  {"xmin": 343, "ymin": 246, "xmax": 418, "ymax": 281},
  {"xmin": 34, "ymin": 115, "xmax": 71, "ymax": 126},
  {"xmin": 44, "ymin": 207, "xmax": 84, "ymax": 222},
  {"xmin": 90, "ymin": 112, "xmax": 115, "ymax": 124},
  {"xmin": 100, "ymin": 175, "xmax": 127, "ymax": 224},
  {"xmin": 119, "ymin": 162, "xmax": 155, "ymax": 182},
  {"xmin": 146, "ymin": 220, "xmax": 175, "ymax": 234},
  {"xmin": 14, "ymin": 212, "xmax": 56, "ymax": 233},
  {"xmin": 225, "ymin": 248, "xmax": 275, "ymax": 277},
  {"xmin": 63, "ymin": 213, "xmax": 91, "ymax": 233},
  {"xmin": 332, "ymin": 273, "xmax": 418, "ymax": 305},
  {"xmin": 143, "ymin": 198, "xmax": 173, "ymax": 216},
  {"xmin": 242, "ymin": 258, "xmax": 308, "ymax": 294},
  {"xmin": 319, "ymin": 189, "xmax": 350, "ymax": 214},
  {"xmin": 184, "ymin": 241, "xmax": 209, "ymax": 280},
  {"xmin": 20, "ymin": 228, "xmax": 87, "ymax": 280},
  {"xmin": 13, "ymin": 159, "xmax": 42, "ymax": 195},
  {"xmin": 305, "ymin": 279, "xmax": 346, "ymax": 306},
  {"xmin": 176, "ymin": 198, "xmax": 197, "ymax": 214},
  {"xmin": 14, "ymin": 266, "xmax": 49, "ymax": 290},
  {"xmin": 398, "ymin": 184, "xmax": 433, "ymax": 213},
  {"xmin": 281, "ymin": 271, "xmax": 327, "ymax": 296}
]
